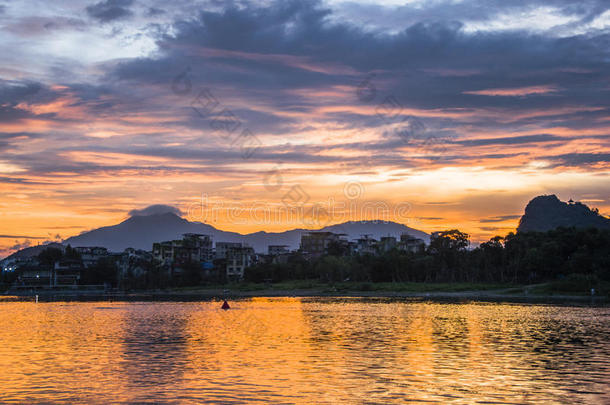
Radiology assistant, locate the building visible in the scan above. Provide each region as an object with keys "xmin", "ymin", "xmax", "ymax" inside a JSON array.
[
  {"xmin": 267, "ymin": 245, "xmax": 291, "ymax": 264},
  {"xmin": 152, "ymin": 241, "xmax": 174, "ymax": 263},
  {"xmin": 356, "ymin": 235, "xmax": 377, "ymax": 255},
  {"xmin": 399, "ymin": 234, "xmax": 425, "ymax": 253},
  {"xmin": 268, "ymin": 245, "xmax": 290, "ymax": 255},
  {"xmin": 378, "ymin": 236, "xmax": 397, "ymax": 253},
  {"xmin": 52, "ymin": 260, "xmax": 82, "ymax": 286},
  {"xmin": 300, "ymin": 232, "xmax": 344, "ymax": 257},
  {"xmin": 17, "ymin": 269, "xmax": 53, "ymax": 287},
  {"xmin": 16, "ymin": 260, "xmax": 81, "ymax": 288},
  {"xmin": 215, "ymin": 242, "xmax": 243, "ymax": 259},
  {"xmin": 118, "ymin": 248, "xmax": 152, "ymax": 279},
  {"xmin": 152, "ymin": 233, "xmax": 213, "ymax": 265},
  {"xmin": 183, "ymin": 233, "xmax": 213, "ymax": 261},
  {"xmin": 226, "ymin": 246, "xmax": 255, "ymax": 281},
  {"xmin": 74, "ymin": 246, "xmax": 109, "ymax": 268},
  {"xmin": 1, "ymin": 257, "xmax": 35, "ymax": 273},
  {"xmin": 346, "ymin": 241, "xmax": 358, "ymax": 256}
]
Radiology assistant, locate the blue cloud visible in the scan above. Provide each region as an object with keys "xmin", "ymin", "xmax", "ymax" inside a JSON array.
[{"xmin": 86, "ymin": 0, "xmax": 134, "ymax": 23}]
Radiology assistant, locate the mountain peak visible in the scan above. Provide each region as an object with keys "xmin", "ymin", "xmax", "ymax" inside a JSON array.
[
  {"xmin": 125, "ymin": 211, "xmax": 183, "ymax": 221},
  {"xmin": 517, "ymin": 194, "xmax": 609, "ymax": 232}
]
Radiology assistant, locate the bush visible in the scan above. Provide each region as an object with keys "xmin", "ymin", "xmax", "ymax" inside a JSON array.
[
  {"xmin": 359, "ymin": 283, "xmax": 373, "ymax": 291},
  {"xmin": 548, "ymin": 273, "xmax": 599, "ymax": 294}
]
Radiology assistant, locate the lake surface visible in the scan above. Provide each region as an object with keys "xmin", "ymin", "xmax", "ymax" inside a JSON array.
[{"xmin": 0, "ymin": 298, "xmax": 608, "ymax": 404}]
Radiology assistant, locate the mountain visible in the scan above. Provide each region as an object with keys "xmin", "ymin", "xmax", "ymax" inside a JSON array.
[
  {"xmin": 517, "ymin": 195, "xmax": 610, "ymax": 233},
  {"xmin": 1, "ymin": 242, "xmax": 65, "ymax": 263},
  {"xmin": 62, "ymin": 213, "xmax": 428, "ymax": 253},
  {"xmin": 63, "ymin": 213, "xmax": 242, "ymax": 252},
  {"xmin": 322, "ymin": 220, "xmax": 429, "ymax": 241}
]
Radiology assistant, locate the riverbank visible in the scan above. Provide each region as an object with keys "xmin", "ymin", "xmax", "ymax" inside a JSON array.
[{"xmin": 2, "ymin": 281, "xmax": 608, "ymax": 304}]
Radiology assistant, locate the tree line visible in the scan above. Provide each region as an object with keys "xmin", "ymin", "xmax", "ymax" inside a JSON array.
[
  {"xmin": 246, "ymin": 227, "xmax": 610, "ymax": 288},
  {"xmin": 3, "ymin": 226, "xmax": 608, "ymax": 292}
]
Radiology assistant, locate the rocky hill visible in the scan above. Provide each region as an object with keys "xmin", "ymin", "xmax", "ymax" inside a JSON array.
[{"xmin": 517, "ymin": 195, "xmax": 610, "ymax": 232}]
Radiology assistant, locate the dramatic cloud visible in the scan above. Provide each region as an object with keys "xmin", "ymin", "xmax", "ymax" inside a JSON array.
[
  {"xmin": 147, "ymin": 7, "xmax": 165, "ymax": 17},
  {"xmin": 545, "ymin": 153, "xmax": 610, "ymax": 167},
  {"xmin": 86, "ymin": 0, "xmax": 134, "ymax": 22},
  {"xmin": 0, "ymin": 0, "xmax": 609, "ymax": 256},
  {"xmin": 0, "ymin": 81, "xmax": 44, "ymax": 103},
  {"xmin": 454, "ymin": 134, "xmax": 566, "ymax": 146}
]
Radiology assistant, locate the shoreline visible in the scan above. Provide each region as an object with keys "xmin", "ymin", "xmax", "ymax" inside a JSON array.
[{"xmin": 2, "ymin": 288, "xmax": 607, "ymax": 305}]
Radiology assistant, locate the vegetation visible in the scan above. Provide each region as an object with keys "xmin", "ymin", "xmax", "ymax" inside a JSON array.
[
  {"xmin": 4, "ymin": 226, "xmax": 607, "ymax": 296},
  {"xmin": 79, "ymin": 257, "xmax": 118, "ymax": 285},
  {"xmin": 245, "ymin": 227, "xmax": 610, "ymax": 294},
  {"xmin": 37, "ymin": 247, "xmax": 65, "ymax": 267}
]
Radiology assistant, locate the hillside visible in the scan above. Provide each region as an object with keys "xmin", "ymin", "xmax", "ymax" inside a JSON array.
[
  {"xmin": 1, "ymin": 242, "xmax": 65, "ymax": 263},
  {"xmin": 517, "ymin": 195, "xmax": 610, "ymax": 232},
  {"xmin": 62, "ymin": 212, "xmax": 428, "ymax": 253}
]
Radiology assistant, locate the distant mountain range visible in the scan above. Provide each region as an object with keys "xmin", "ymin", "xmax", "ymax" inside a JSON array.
[
  {"xmin": 518, "ymin": 195, "xmax": 610, "ymax": 232},
  {"xmin": 5, "ymin": 194, "xmax": 608, "ymax": 260},
  {"xmin": 61, "ymin": 213, "xmax": 429, "ymax": 253}
]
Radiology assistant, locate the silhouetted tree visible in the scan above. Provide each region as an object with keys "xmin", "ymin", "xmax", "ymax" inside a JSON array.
[
  {"xmin": 81, "ymin": 257, "xmax": 118, "ymax": 286},
  {"xmin": 38, "ymin": 247, "xmax": 63, "ymax": 267},
  {"xmin": 64, "ymin": 245, "xmax": 81, "ymax": 261}
]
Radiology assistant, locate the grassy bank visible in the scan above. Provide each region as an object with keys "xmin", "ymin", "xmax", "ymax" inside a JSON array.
[
  {"xmin": 175, "ymin": 279, "xmax": 609, "ymax": 297},
  {"xmin": 181, "ymin": 281, "xmax": 518, "ymax": 293},
  {"xmin": 268, "ymin": 281, "xmax": 519, "ymax": 293},
  {"xmin": 6, "ymin": 281, "xmax": 607, "ymax": 303},
  {"xmin": 4, "ymin": 281, "xmax": 608, "ymax": 304}
]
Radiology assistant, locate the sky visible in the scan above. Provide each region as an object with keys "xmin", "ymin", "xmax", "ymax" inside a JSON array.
[{"xmin": 1, "ymin": 0, "xmax": 609, "ymax": 256}]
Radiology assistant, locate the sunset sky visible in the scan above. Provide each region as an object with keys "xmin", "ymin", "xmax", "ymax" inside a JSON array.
[{"xmin": 1, "ymin": 0, "xmax": 609, "ymax": 256}]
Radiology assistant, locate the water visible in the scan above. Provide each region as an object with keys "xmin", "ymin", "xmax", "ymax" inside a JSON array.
[{"xmin": 0, "ymin": 298, "xmax": 608, "ymax": 404}]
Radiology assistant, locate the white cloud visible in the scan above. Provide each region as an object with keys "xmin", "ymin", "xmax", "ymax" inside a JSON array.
[{"xmin": 462, "ymin": 6, "xmax": 580, "ymax": 34}]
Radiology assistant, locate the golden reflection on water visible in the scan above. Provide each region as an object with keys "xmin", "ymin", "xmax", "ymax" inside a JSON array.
[{"xmin": 0, "ymin": 299, "xmax": 608, "ymax": 404}]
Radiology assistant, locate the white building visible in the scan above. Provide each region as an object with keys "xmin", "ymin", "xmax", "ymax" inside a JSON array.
[
  {"xmin": 399, "ymin": 234, "xmax": 425, "ymax": 253},
  {"xmin": 226, "ymin": 246, "xmax": 255, "ymax": 281},
  {"xmin": 74, "ymin": 246, "xmax": 109, "ymax": 268},
  {"xmin": 215, "ymin": 242, "xmax": 243, "ymax": 260},
  {"xmin": 152, "ymin": 234, "xmax": 213, "ymax": 264}
]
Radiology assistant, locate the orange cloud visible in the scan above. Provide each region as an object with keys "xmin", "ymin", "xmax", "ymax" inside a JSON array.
[{"xmin": 463, "ymin": 85, "xmax": 559, "ymax": 96}]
